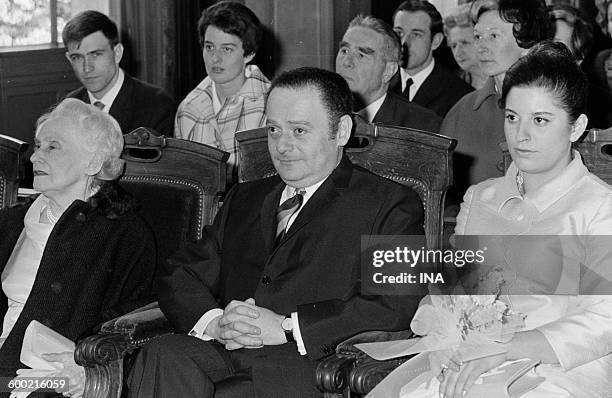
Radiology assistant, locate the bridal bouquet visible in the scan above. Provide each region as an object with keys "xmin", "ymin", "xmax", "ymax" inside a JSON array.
[
  {"xmin": 355, "ymin": 275, "xmax": 530, "ymax": 398},
  {"xmin": 412, "ymin": 293, "xmax": 526, "ymax": 353},
  {"xmin": 357, "ymin": 270, "xmax": 526, "ymax": 360}
]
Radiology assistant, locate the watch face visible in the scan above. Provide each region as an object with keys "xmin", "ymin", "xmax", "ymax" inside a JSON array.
[{"xmin": 282, "ymin": 317, "xmax": 293, "ymax": 331}]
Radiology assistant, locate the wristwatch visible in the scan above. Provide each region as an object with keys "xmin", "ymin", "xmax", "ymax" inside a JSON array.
[{"xmin": 282, "ymin": 316, "xmax": 295, "ymax": 343}]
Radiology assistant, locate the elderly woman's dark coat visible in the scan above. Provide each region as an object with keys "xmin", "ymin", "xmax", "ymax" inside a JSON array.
[{"xmin": 0, "ymin": 183, "xmax": 156, "ymax": 377}]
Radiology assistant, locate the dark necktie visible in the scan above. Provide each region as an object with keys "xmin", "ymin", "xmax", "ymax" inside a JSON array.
[
  {"xmin": 403, "ymin": 78, "xmax": 414, "ymax": 100},
  {"xmin": 93, "ymin": 101, "xmax": 105, "ymax": 110},
  {"xmin": 275, "ymin": 189, "xmax": 305, "ymax": 246}
]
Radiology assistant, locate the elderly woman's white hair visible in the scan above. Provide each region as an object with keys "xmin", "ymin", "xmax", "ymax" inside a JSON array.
[{"xmin": 35, "ymin": 98, "xmax": 125, "ymax": 183}]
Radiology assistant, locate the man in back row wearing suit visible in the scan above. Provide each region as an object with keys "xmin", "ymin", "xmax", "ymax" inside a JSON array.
[
  {"xmin": 390, "ymin": 0, "xmax": 474, "ymax": 118},
  {"xmin": 336, "ymin": 15, "xmax": 442, "ymax": 133},
  {"xmin": 62, "ymin": 11, "xmax": 176, "ymax": 136},
  {"xmin": 127, "ymin": 67, "xmax": 424, "ymax": 397}
]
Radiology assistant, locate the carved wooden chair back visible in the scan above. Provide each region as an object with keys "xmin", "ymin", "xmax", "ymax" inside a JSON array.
[
  {"xmin": 0, "ymin": 134, "xmax": 28, "ymax": 209},
  {"xmin": 500, "ymin": 128, "xmax": 612, "ymax": 185},
  {"xmin": 120, "ymin": 127, "xmax": 228, "ymax": 264},
  {"xmin": 236, "ymin": 118, "xmax": 457, "ymax": 249}
]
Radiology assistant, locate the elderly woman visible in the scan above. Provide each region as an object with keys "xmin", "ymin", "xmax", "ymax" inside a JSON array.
[
  {"xmin": 0, "ymin": 98, "xmax": 156, "ymax": 396},
  {"xmin": 444, "ymin": 4, "xmax": 487, "ymax": 89},
  {"xmin": 429, "ymin": 41, "xmax": 612, "ymax": 398},
  {"xmin": 441, "ymin": 0, "xmax": 553, "ymax": 211},
  {"xmin": 174, "ymin": 1, "xmax": 270, "ymax": 184}
]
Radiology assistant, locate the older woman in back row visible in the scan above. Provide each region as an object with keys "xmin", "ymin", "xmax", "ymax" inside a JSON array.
[
  {"xmin": 0, "ymin": 98, "xmax": 156, "ymax": 396},
  {"xmin": 433, "ymin": 41, "xmax": 612, "ymax": 398},
  {"xmin": 444, "ymin": 4, "xmax": 487, "ymax": 90},
  {"xmin": 441, "ymin": 0, "xmax": 554, "ymax": 211}
]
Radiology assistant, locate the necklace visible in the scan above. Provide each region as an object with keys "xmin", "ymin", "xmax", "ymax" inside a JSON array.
[{"xmin": 46, "ymin": 205, "xmax": 59, "ymax": 224}]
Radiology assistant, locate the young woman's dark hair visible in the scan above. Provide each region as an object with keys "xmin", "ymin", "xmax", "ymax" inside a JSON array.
[
  {"xmin": 498, "ymin": 0, "xmax": 555, "ymax": 49},
  {"xmin": 549, "ymin": 4, "xmax": 594, "ymax": 62},
  {"xmin": 500, "ymin": 40, "xmax": 588, "ymax": 123},
  {"xmin": 198, "ymin": 1, "xmax": 263, "ymax": 56}
]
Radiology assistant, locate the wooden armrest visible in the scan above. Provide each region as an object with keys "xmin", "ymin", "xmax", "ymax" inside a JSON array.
[
  {"xmin": 349, "ymin": 356, "xmax": 413, "ymax": 395},
  {"xmin": 342, "ymin": 331, "xmax": 417, "ymax": 395},
  {"xmin": 315, "ymin": 330, "xmax": 415, "ymax": 396},
  {"xmin": 315, "ymin": 353, "xmax": 357, "ymax": 396},
  {"xmin": 76, "ymin": 302, "xmax": 174, "ymax": 398}
]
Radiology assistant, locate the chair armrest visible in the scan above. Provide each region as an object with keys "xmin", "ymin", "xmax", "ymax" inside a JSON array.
[
  {"xmin": 315, "ymin": 330, "xmax": 415, "ymax": 396},
  {"xmin": 343, "ymin": 331, "xmax": 416, "ymax": 395},
  {"xmin": 316, "ymin": 352, "xmax": 357, "ymax": 396},
  {"xmin": 349, "ymin": 356, "xmax": 413, "ymax": 395},
  {"xmin": 76, "ymin": 302, "xmax": 175, "ymax": 398}
]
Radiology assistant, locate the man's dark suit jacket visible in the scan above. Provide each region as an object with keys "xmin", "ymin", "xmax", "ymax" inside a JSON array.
[
  {"xmin": 390, "ymin": 62, "xmax": 474, "ymax": 118},
  {"xmin": 159, "ymin": 156, "xmax": 424, "ymax": 361},
  {"xmin": 65, "ymin": 72, "xmax": 177, "ymax": 136},
  {"xmin": 374, "ymin": 91, "xmax": 442, "ymax": 132}
]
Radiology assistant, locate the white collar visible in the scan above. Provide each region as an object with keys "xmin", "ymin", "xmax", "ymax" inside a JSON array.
[
  {"xmin": 356, "ymin": 93, "xmax": 387, "ymax": 123},
  {"xmin": 87, "ymin": 68, "xmax": 124, "ymax": 113},
  {"xmin": 280, "ymin": 177, "xmax": 327, "ymax": 206},
  {"xmin": 400, "ymin": 59, "xmax": 435, "ymax": 100},
  {"xmin": 211, "ymin": 81, "xmax": 222, "ymax": 114}
]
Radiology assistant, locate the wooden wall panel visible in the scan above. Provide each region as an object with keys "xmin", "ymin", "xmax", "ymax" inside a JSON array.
[
  {"xmin": 333, "ymin": 0, "xmax": 373, "ymax": 57},
  {"xmin": 118, "ymin": 0, "xmax": 176, "ymax": 97},
  {"xmin": 0, "ymin": 48, "xmax": 79, "ymax": 144},
  {"xmin": 247, "ymin": 0, "xmax": 335, "ymax": 75},
  {"xmin": 0, "ymin": 47, "xmax": 80, "ymax": 187}
]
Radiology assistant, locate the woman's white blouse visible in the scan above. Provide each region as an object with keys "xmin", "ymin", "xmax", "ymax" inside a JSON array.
[
  {"xmin": 455, "ymin": 154, "xmax": 612, "ymax": 397},
  {"xmin": 1, "ymin": 196, "xmax": 54, "ymax": 347}
]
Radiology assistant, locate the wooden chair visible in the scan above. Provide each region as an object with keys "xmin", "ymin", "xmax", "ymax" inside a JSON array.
[
  {"xmin": 236, "ymin": 119, "xmax": 456, "ymax": 397},
  {"xmin": 75, "ymin": 127, "xmax": 228, "ymax": 398},
  {"xmin": 500, "ymin": 128, "xmax": 612, "ymax": 184},
  {"xmin": 0, "ymin": 134, "xmax": 28, "ymax": 209}
]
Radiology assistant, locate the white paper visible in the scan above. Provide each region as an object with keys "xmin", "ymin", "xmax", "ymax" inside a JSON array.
[
  {"xmin": 355, "ymin": 337, "xmax": 507, "ymax": 362},
  {"xmin": 20, "ymin": 320, "xmax": 75, "ymax": 370}
]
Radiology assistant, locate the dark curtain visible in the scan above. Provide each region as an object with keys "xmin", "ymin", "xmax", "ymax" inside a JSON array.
[
  {"xmin": 113, "ymin": 0, "xmax": 176, "ymax": 98},
  {"xmin": 175, "ymin": 0, "xmax": 216, "ymax": 102}
]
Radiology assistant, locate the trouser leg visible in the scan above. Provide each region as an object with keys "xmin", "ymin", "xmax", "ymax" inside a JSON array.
[{"xmin": 127, "ymin": 334, "xmax": 234, "ymax": 398}]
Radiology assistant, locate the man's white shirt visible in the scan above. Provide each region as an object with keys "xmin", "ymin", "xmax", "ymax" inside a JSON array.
[
  {"xmin": 400, "ymin": 58, "xmax": 435, "ymax": 101},
  {"xmin": 356, "ymin": 93, "xmax": 386, "ymax": 123},
  {"xmin": 87, "ymin": 68, "xmax": 124, "ymax": 112}
]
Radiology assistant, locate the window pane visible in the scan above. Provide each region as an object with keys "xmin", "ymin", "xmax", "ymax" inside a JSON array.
[
  {"xmin": 0, "ymin": 0, "xmax": 52, "ymax": 47},
  {"xmin": 57, "ymin": 0, "xmax": 110, "ymax": 46},
  {"xmin": 0, "ymin": 0, "xmax": 109, "ymax": 48}
]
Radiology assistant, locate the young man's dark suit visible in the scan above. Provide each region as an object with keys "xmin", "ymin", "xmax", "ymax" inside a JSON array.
[
  {"xmin": 390, "ymin": 62, "xmax": 474, "ymax": 118},
  {"xmin": 65, "ymin": 73, "xmax": 177, "ymax": 136},
  {"xmin": 374, "ymin": 91, "xmax": 442, "ymax": 132},
  {"xmin": 128, "ymin": 156, "xmax": 424, "ymax": 397}
]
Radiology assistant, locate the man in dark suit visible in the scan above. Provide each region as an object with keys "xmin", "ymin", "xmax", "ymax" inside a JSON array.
[
  {"xmin": 62, "ymin": 11, "xmax": 176, "ymax": 136},
  {"xmin": 336, "ymin": 15, "xmax": 441, "ymax": 133},
  {"xmin": 390, "ymin": 0, "xmax": 473, "ymax": 118},
  {"xmin": 127, "ymin": 67, "xmax": 424, "ymax": 397}
]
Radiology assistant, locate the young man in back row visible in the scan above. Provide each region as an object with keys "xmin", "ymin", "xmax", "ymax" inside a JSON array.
[{"xmin": 63, "ymin": 11, "xmax": 176, "ymax": 136}]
